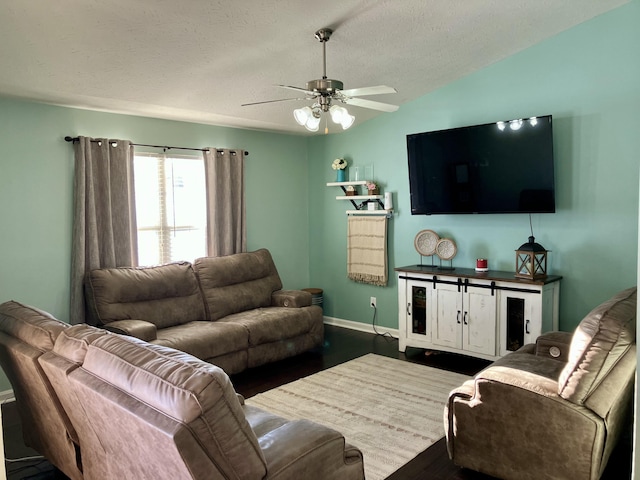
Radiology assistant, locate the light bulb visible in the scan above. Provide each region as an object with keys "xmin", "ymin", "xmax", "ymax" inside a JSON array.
[
  {"xmin": 529, "ymin": 117, "xmax": 538, "ymax": 126},
  {"xmin": 293, "ymin": 106, "xmax": 312, "ymax": 126},
  {"xmin": 509, "ymin": 119, "xmax": 523, "ymax": 130},
  {"xmin": 340, "ymin": 114, "xmax": 355, "ymax": 130},
  {"xmin": 329, "ymin": 105, "xmax": 345, "ymax": 123},
  {"xmin": 305, "ymin": 114, "xmax": 321, "ymax": 132},
  {"xmin": 496, "ymin": 121, "xmax": 506, "ymax": 131}
]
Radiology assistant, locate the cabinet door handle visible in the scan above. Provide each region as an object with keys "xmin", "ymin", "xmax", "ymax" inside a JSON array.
[
  {"xmin": 526, "ymin": 319, "xmax": 530, "ymax": 334},
  {"xmin": 463, "ymin": 312, "xmax": 468, "ymax": 325},
  {"xmin": 456, "ymin": 311, "xmax": 461, "ymax": 324},
  {"xmin": 407, "ymin": 303, "xmax": 411, "ymax": 315}
]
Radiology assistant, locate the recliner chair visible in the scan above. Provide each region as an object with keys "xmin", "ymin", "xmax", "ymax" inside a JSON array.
[
  {"xmin": 0, "ymin": 301, "xmax": 84, "ymax": 480},
  {"xmin": 445, "ymin": 287, "xmax": 636, "ymax": 480}
]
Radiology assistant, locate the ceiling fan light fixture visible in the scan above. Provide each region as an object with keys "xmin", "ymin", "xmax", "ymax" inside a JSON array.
[
  {"xmin": 293, "ymin": 106, "xmax": 312, "ymax": 125},
  {"xmin": 340, "ymin": 113, "xmax": 355, "ymax": 130},
  {"xmin": 329, "ymin": 105, "xmax": 355, "ymax": 130},
  {"xmin": 304, "ymin": 120, "xmax": 320, "ymax": 132},
  {"xmin": 304, "ymin": 110, "xmax": 321, "ymax": 131},
  {"xmin": 329, "ymin": 104, "xmax": 346, "ymax": 123}
]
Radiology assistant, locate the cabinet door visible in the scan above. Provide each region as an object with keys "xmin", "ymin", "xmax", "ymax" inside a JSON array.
[
  {"xmin": 463, "ymin": 287, "xmax": 497, "ymax": 356},
  {"xmin": 432, "ymin": 283, "xmax": 462, "ymax": 350},
  {"xmin": 406, "ymin": 280, "xmax": 431, "ymax": 342},
  {"xmin": 498, "ymin": 290, "xmax": 542, "ymax": 356}
]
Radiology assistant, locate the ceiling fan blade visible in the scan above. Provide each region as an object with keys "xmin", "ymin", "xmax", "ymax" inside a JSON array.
[
  {"xmin": 241, "ymin": 97, "xmax": 305, "ymax": 107},
  {"xmin": 277, "ymin": 84, "xmax": 316, "ymax": 95},
  {"xmin": 339, "ymin": 85, "xmax": 397, "ymax": 97},
  {"xmin": 343, "ymin": 97, "xmax": 399, "ymax": 112}
]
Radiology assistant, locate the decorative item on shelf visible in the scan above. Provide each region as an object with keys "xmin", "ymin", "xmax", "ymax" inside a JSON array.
[
  {"xmin": 332, "ymin": 158, "xmax": 347, "ymax": 182},
  {"xmin": 475, "ymin": 258, "xmax": 489, "ymax": 272},
  {"xmin": 367, "ymin": 200, "xmax": 378, "ymax": 210},
  {"xmin": 515, "ymin": 236, "xmax": 548, "ymax": 280},
  {"xmin": 366, "ymin": 181, "xmax": 379, "ymax": 195},
  {"xmin": 414, "ymin": 229, "xmax": 439, "ymax": 268},
  {"xmin": 384, "ymin": 192, "xmax": 393, "ymax": 210},
  {"xmin": 436, "ymin": 238, "xmax": 457, "ymax": 270},
  {"xmin": 345, "ymin": 185, "xmax": 357, "ymax": 196}
]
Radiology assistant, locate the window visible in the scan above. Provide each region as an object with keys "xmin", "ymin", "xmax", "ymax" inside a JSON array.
[{"xmin": 134, "ymin": 153, "xmax": 206, "ymax": 266}]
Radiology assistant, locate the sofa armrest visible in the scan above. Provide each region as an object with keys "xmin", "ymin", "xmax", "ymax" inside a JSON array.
[
  {"xmin": 271, "ymin": 290, "xmax": 312, "ymax": 308},
  {"xmin": 535, "ymin": 331, "xmax": 573, "ymax": 362},
  {"xmin": 446, "ymin": 360, "xmax": 606, "ymax": 480},
  {"xmin": 445, "ymin": 362, "xmax": 607, "ymax": 479},
  {"xmin": 259, "ymin": 419, "xmax": 363, "ymax": 480},
  {"xmin": 103, "ymin": 320, "xmax": 157, "ymax": 342}
]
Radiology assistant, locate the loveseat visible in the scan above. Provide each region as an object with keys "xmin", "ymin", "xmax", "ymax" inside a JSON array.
[
  {"xmin": 445, "ymin": 286, "xmax": 637, "ymax": 480},
  {"xmin": 0, "ymin": 301, "xmax": 364, "ymax": 480},
  {"xmin": 84, "ymin": 248, "xmax": 323, "ymax": 374}
]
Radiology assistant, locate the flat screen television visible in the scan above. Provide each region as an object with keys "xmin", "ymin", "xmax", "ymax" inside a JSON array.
[{"xmin": 406, "ymin": 115, "xmax": 555, "ymax": 215}]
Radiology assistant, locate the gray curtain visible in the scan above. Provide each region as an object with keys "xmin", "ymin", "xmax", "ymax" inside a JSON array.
[
  {"xmin": 69, "ymin": 137, "xmax": 138, "ymax": 324},
  {"xmin": 203, "ymin": 148, "xmax": 246, "ymax": 256}
]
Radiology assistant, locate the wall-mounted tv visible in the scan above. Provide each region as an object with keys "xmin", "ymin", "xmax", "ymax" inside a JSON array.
[{"xmin": 406, "ymin": 115, "xmax": 555, "ymax": 215}]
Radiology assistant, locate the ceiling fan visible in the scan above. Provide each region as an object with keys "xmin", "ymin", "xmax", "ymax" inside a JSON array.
[{"xmin": 242, "ymin": 28, "xmax": 399, "ymax": 132}]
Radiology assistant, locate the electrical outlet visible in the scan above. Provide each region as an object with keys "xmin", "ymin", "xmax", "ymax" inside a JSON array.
[{"xmin": 370, "ymin": 297, "xmax": 377, "ymax": 308}]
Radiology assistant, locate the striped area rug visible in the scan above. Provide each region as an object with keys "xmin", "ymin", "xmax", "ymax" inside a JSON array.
[{"xmin": 245, "ymin": 353, "xmax": 470, "ymax": 480}]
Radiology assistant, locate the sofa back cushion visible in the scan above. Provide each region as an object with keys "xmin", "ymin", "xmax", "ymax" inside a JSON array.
[
  {"xmin": 0, "ymin": 301, "xmax": 82, "ymax": 480},
  {"xmin": 558, "ymin": 287, "xmax": 636, "ymax": 405},
  {"xmin": 78, "ymin": 333, "xmax": 267, "ymax": 479},
  {"xmin": 84, "ymin": 261, "xmax": 206, "ymax": 329},
  {"xmin": 195, "ymin": 249, "xmax": 283, "ymax": 321}
]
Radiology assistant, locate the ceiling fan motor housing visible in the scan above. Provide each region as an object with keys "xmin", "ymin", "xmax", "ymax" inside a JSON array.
[{"xmin": 306, "ymin": 78, "xmax": 344, "ymax": 94}]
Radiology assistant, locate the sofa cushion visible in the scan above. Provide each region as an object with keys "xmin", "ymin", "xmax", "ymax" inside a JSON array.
[
  {"xmin": 52, "ymin": 324, "xmax": 109, "ymax": 364},
  {"xmin": 153, "ymin": 320, "xmax": 249, "ymax": 360},
  {"xmin": 80, "ymin": 333, "xmax": 268, "ymax": 479},
  {"xmin": 0, "ymin": 300, "xmax": 68, "ymax": 351},
  {"xmin": 558, "ymin": 287, "xmax": 636, "ymax": 404},
  {"xmin": 195, "ymin": 249, "xmax": 283, "ymax": 321},
  {"xmin": 219, "ymin": 307, "xmax": 314, "ymax": 346},
  {"xmin": 84, "ymin": 261, "xmax": 206, "ymax": 329}
]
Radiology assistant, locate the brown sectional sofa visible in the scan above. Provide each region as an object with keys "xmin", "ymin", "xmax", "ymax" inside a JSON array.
[
  {"xmin": 0, "ymin": 301, "xmax": 364, "ymax": 480},
  {"xmin": 84, "ymin": 248, "xmax": 323, "ymax": 374}
]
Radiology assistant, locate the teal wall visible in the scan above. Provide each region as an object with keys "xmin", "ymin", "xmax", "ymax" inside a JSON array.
[
  {"xmin": 308, "ymin": 2, "xmax": 640, "ymax": 332},
  {"xmin": 0, "ymin": 2, "xmax": 638, "ymax": 393}
]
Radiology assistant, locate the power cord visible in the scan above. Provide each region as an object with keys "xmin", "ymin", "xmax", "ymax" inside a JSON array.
[
  {"xmin": 5, "ymin": 455, "xmax": 45, "ymax": 462},
  {"xmin": 371, "ymin": 304, "xmax": 396, "ymax": 339}
]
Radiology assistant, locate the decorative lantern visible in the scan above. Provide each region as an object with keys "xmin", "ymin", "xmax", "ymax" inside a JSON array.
[{"xmin": 515, "ymin": 236, "xmax": 548, "ymax": 280}]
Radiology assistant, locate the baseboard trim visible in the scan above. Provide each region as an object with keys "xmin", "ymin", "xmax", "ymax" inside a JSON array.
[
  {"xmin": 323, "ymin": 316, "xmax": 399, "ymax": 338},
  {"xmin": 0, "ymin": 389, "xmax": 15, "ymax": 404}
]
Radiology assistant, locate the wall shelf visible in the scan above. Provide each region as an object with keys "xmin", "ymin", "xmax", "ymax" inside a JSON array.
[
  {"xmin": 326, "ymin": 181, "xmax": 367, "ymax": 187},
  {"xmin": 327, "ymin": 180, "xmax": 391, "ymax": 215},
  {"xmin": 336, "ymin": 195, "xmax": 383, "ymax": 201},
  {"xmin": 346, "ymin": 210, "xmax": 393, "ymax": 217}
]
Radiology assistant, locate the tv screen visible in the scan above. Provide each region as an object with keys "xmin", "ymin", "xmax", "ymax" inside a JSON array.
[{"xmin": 407, "ymin": 116, "xmax": 555, "ymax": 215}]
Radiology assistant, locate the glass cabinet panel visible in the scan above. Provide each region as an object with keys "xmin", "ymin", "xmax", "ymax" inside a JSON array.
[
  {"xmin": 505, "ymin": 297, "xmax": 525, "ymax": 352},
  {"xmin": 411, "ymin": 285, "xmax": 427, "ymax": 335}
]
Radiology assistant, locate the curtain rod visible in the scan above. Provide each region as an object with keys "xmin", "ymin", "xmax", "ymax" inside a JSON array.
[{"xmin": 64, "ymin": 136, "xmax": 248, "ymax": 156}]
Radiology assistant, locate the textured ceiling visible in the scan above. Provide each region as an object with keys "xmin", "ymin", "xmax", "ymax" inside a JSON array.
[{"xmin": 0, "ymin": 0, "xmax": 629, "ymax": 135}]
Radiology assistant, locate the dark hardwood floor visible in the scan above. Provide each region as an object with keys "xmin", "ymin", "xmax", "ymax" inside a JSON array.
[{"xmin": 2, "ymin": 324, "xmax": 633, "ymax": 479}]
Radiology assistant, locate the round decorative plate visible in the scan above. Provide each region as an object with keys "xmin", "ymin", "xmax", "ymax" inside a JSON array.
[
  {"xmin": 414, "ymin": 230, "xmax": 439, "ymax": 257},
  {"xmin": 436, "ymin": 238, "xmax": 457, "ymax": 261}
]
